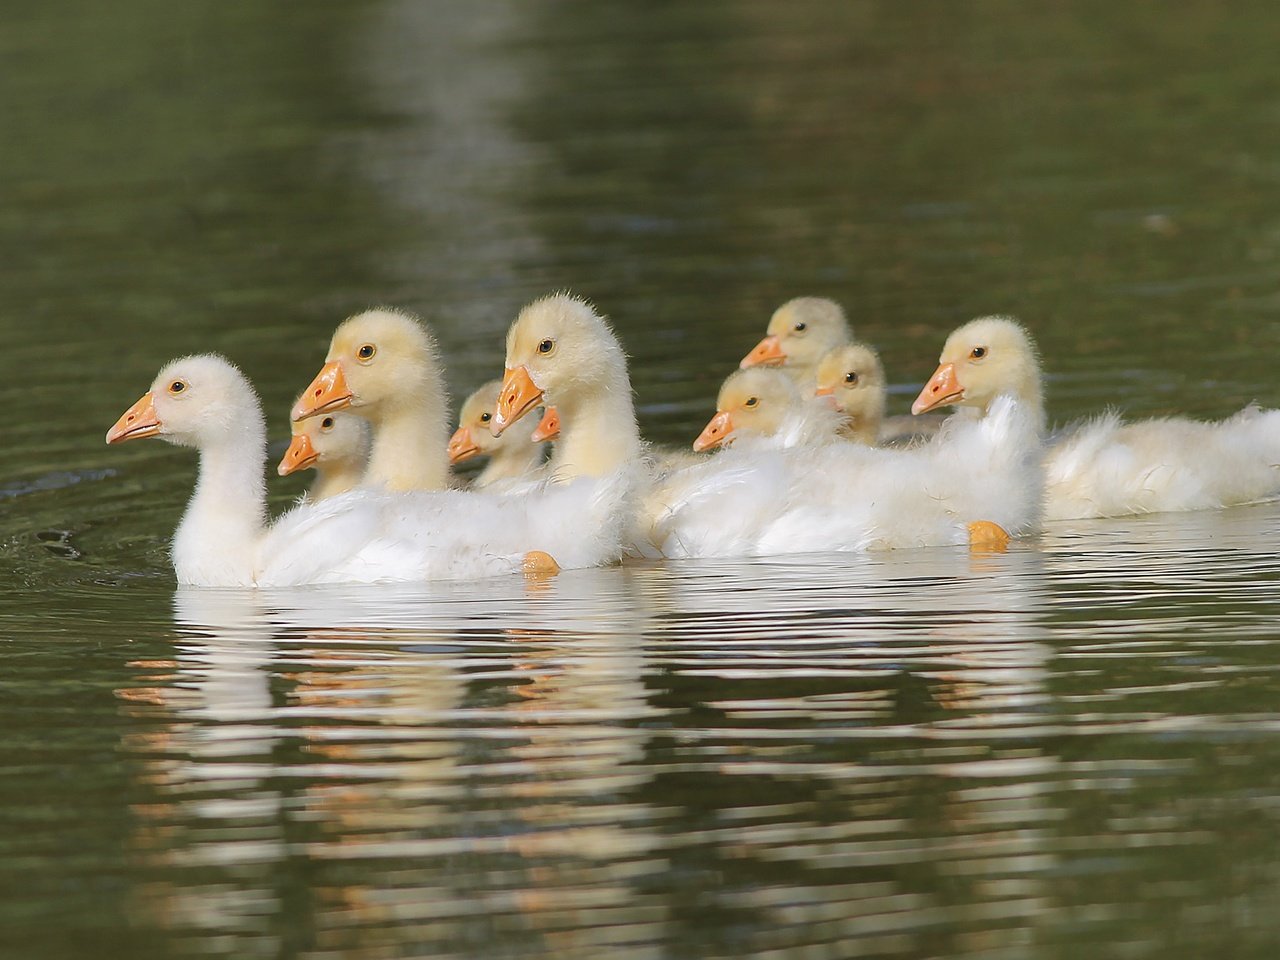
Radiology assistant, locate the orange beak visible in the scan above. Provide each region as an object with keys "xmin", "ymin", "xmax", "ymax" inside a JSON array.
[
  {"xmin": 693, "ymin": 410, "xmax": 735, "ymax": 452},
  {"xmin": 740, "ymin": 334, "xmax": 787, "ymax": 369},
  {"xmin": 814, "ymin": 385, "xmax": 840, "ymax": 410},
  {"xmin": 447, "ymin": 426, "xmax": 481, "ymax": 465},
  {"xmin": 293, "ymin": 361, "xmax": 352, "ymax": 421},
  {"xmin": 278, "ymin": 432, "xmax": 319, "ymax": 476},
  {"xmin": 106, "ymin": 392, "xmax": 161, "ymax": 445},
  {"xmin": 531, "ymin": 407, "xmax": 560, "ymax": 443},
  {"xmin": 912, "ymin": 362, "xmax": 963, "ymax": 415},
  {"xmin": 491, "ymin": 366, "xmax": 543, "ymax": 437}
]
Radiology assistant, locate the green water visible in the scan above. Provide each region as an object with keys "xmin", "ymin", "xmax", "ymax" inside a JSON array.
[{"xmin": 4, "ymin": 1, "xmax": 1280, "ymax": 957}]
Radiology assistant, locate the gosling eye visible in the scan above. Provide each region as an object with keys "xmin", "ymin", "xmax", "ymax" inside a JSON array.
[
  {"xmin": 537, "ymin": 338, "xmax": 555, "ymax": 355},
  {"xmin": 970, "ymin": 346, "xmax": 987, "ymax": 360},
  {"xmin": 844, "ymin": 371, "xmax": 859, "ymax": 385},
  {"xmin": 357, "ymin": 343, "xmax": 376, "ymax": 361},
  {"xmin": 793, "ymin": 322, "xmax": 807, "ymax": 333},
  {"xmin": 168, "ymin": 380, "xmax": 187, "ymax": 396},
  {"xmin": 480, "ymin": 412, "xmax": 492, "ymax": 423},
  {"xmin": 744, "ymin": 396, "xmax": 759, "ymax": 407},
  {"xmin": 321, "ymin": 417, "xmax": 335, "ymax": 431}
]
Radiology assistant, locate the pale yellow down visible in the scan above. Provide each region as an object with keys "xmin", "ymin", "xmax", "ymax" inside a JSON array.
[
  {"xmin": 932, "ymin": 316, "xmax": 1045, "ymax": 430},
  {"xmin": 814, "ymin": 343, "xmax": 886, "ymax": 445},
  {"xmin": 504, "ymin": 293, "xmax": 641, "ymax": 480},
  {"xmin": 290, "ymin": 413, "xmax": 370, "ymax": 501},
  {"xmin": 765, "ymin": 297, "xmax": 853, "ymax": 381},
  {"xmin": 714, "ymin": 367, "xmax": 808, "ymax": 444},
  {"xmin": 456, "ymin": 378, "xmax": 544, "ymax": 487},
  {"xmin": 326, "ymin": 308, "xmax": 451, "ymax": 492}
]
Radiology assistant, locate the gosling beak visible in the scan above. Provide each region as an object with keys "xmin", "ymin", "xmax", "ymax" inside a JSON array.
[
  {"xmin": 912, "ymin": 362, "xmax": 963, "ymax": 415},
  {"xmin": 293, "ymin": 361, "xmax": 352, "ymax": 421},
  {"xmin": 531, "ymin": 407, "xmax": 560, "ymax": 443},
  {"xmin": 447, "ymin": 426, "xmax": 481, "ymax": 465},
  {"xmin": 492, "ymin": 366, "xmax": 543, "ymax": 437},
  {"xmin": 693, "ymin": 410, "xmax": 735, "ymax": 452},
  {"xmin": 278, "ymin": 433, "xmax": 319, "ymax": 476},
  {"xmin": 814, "ymin": 385, "xmax": 839, "ymax": 410},
  {"xmin": 106, "ymin": 392, "xmax": 161, "ymax": 445},
  {"xmin": 740, "ymin": 334, "xmax": 787, "ymax": 369}
]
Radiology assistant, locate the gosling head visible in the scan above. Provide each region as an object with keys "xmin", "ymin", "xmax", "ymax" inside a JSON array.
[
  {"xmin": 293, "ymin": 308, "xmax": 443, "ymax": 422},
  {"xmin": 278, "ymin": 411, "xmax": 370, "ymax": 477},
  {"xmin": 107, "ymin": 354, "xmax": 262, "ymax": 449},
  {"xmin": 911, "ymin": 316, "xmax": 1042, "ymax": 420},
  {"xmin": 492, "ymin": 293, "xmax": 625, "ymax": 436},
  {"xmin": 448, "ymin": 379, "xmax": 542, "ymax": 464},
  {"xmin": 694, "ymin": 367, "xmax": 802, "ymax": 452},
  {"xmin": 814, "ymin": 343, "xmax": 887, "ymax": 437},
  {"xmin": 740, "ymin": 297, "xmax": 852, "ymax": 373}
]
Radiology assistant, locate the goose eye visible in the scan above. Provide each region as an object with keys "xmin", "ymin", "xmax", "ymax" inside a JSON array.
[
  {"xmin": 793, "ymin": 322, "xmax": 807, "ymax": 333},
  {"xmin": 844, "ymin": 371, "xmax": 859, "ymax": 385},
  {"xmin": 970, "ymin": 346, "xmax": 987, "ymax": 360},
  {"xmin": 537, "ymin": 338, "xmax": 555, "ymax": 355},
  {"xmin": 321, "ymin": 417, "xmax": 335, "ymax": 430},
  {"xmin": 480, "ymin": 412, "xmax": 492, "ymax": 422},
  {"xmin": 744, "ymin": 396, "xmax": 759, "ymax": 407},
  {"xmin": 168, "ymin": 380, "xmax": 186, "ymax": 395},
  {"xmin": 357, "ymin": 344, "xmax": 376, "ymax": 361}
]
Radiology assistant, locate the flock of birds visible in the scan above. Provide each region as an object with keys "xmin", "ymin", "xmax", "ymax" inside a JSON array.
[{"xmin": 104, "ymin": 294, "xmax": 1280, "ymax": 588}]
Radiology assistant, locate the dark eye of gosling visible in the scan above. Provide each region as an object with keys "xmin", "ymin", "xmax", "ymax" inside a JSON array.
[
  {"xmin": 480, "ymin": 412, "xmax": 492, "ymax": 422},
  {"xmin": 321, "ymin": 417, "xmax": 334, "ymax": 429},
  {"xmin": 844, "ymin": 371, "xmax": 858, "ymax": 385},
  {"xmin": 357, "ymin": 344, "xmax": 376, "ymax": 360},
  {"xmin": 971, "ymin": 346, "xmax": 987, "ymax": 360},
  {"xmin": 537, "ymin": 338, "xmax": 555, "ymax": 354},
  {"xmin": 745, "ymin": 396, "xmax": 759, "ymax": 407},
  {"xmin": 793, "ymin": 322, "xmax": 807, "ymax": 333},
  {"xmin": 169, "ymin": 381, "xmax": 185, "ymax": 394}
]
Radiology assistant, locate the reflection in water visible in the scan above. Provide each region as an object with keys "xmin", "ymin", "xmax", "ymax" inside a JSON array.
[{"xmin": 111, "ymin": 549, "xmax": 1081, "ymax": 958}]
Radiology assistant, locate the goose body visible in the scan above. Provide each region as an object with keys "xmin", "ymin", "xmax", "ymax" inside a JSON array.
[{"xmin": 644, "ymin": 394, "xmax": 1042, "ymax": 559}]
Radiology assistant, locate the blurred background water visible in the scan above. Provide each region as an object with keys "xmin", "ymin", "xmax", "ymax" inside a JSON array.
[{"xmin": 3, "ymin": 1, "xmax": 1280, "ymax": 957}]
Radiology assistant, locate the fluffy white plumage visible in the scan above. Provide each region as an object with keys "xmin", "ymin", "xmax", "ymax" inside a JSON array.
[
  {"xmin": 641, "ymin": 395, "xmax": 1042, "ymax": 559},
  {"xmin": 256, "ymin": 468, "xmax": 637, "ymax": 586},
  {"xmin": 1045, "ymin": 405, "xmax": 1280, "ymax": 520}
]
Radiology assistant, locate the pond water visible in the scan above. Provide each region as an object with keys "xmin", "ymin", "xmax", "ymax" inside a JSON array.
[{"xmin": 3, "ymin": 1, "xmax": 1280, "ymax": 957}]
